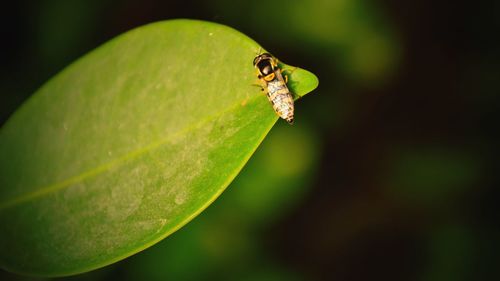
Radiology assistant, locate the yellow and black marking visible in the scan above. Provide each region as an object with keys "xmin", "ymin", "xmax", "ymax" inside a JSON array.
[{"xmin": 253, "ymin": 52, "xmax": 295, "ymax": 124}]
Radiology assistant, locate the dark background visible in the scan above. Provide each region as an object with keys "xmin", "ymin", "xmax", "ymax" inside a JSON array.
[{"xmin": 1, "ymin": 0, "xmax": 499, "ymax": 280}]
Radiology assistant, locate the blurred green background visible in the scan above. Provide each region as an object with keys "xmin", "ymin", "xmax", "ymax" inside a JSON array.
[{"xmin": 1, "ymin": 0, "xmax": 498, "ymax": 280}]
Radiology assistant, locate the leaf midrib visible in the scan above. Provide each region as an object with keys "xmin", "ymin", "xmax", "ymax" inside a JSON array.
[{"xmin": 0, "ymin": 95, "xmax": 263, "ymax": 212}]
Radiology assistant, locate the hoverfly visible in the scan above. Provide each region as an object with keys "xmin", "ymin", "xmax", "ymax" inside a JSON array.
[{"xmin": 253, "ymin": 53, "xmax": 295, "ymax": 124}]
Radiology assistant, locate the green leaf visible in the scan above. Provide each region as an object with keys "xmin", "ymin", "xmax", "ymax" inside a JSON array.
[{"xmin": 0, "ymin": 19, "xmax": 318, "ymax": 277}]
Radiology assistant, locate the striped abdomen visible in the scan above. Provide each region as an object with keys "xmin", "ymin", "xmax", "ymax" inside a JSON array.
[{"xmin": 266, "ymin": 78, "xmax": 294, "ymax": 124}]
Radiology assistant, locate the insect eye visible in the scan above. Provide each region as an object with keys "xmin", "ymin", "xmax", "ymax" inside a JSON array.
[
  {"xmin": 262, "ymin": 65, "xmax": 273, "ymax": 75},
  {"xmin": 253, "ymin": 56, "xmax": 260, "ymax": 66},
  {"xmin": 261, "ymin": 53, "xmax": 272, "ymax": 60},
  {"xmin": 257, "ymin": 60, "xmax": 273, "ymax": 75}
]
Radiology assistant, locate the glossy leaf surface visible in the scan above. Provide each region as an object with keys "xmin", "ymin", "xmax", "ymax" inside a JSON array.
[{"xmin": 0, "ymin": 19, "xmax": 317, "ymax": 276}]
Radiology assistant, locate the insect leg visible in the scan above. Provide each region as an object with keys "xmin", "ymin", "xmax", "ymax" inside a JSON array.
[
  {"xmin": 252, "ymin": 80, "xmax": 267, "ymax": 93},
  {"xmin": 281, "ymin": 66, "xmax": 298, "ymax": 77}
]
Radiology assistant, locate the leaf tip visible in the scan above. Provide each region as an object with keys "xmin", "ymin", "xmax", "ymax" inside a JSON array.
[{"xmin": 287, "ymin": 67, "xmax": 319, "ymax": 99}]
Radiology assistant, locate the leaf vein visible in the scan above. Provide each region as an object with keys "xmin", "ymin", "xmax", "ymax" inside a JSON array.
[{"xmin": 0, "ymin": 96, "xmax": 260, "ymax": 211}]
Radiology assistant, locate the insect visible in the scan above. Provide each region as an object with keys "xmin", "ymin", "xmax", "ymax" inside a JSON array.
[{"xmin": 253, "ymin": 52, "xmax": 295, "ymax": 124}]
